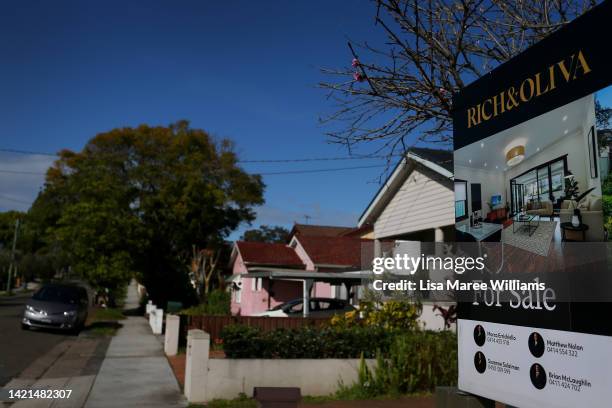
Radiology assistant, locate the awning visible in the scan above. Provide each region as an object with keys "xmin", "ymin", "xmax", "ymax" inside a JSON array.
[{"xmin": 242, "ymin": 267, "xmax": 372, "ymax": 284}]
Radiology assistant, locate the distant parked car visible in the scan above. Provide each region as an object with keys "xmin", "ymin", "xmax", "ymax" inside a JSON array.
[
  {"xmin": 256, "ymin": 297, "xmax": 355, "ymax": 317},
  {"xmin": 22, "ymin": 283, "xmax": 89, "ymax": 333}
]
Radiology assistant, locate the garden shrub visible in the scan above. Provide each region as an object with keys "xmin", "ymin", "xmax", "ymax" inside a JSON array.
[
  {"xmin": 219, "ymin": 324, "xmax": 264, "ymax": 358},
  {"xmin": 330, "ymin": 300, "xmax": 421, "ymax": 331},
  {"xmin": 341, "ymin": 330, "xmax": 458, "ymax": 397},
  {"xmin": 602, "ymin": 195, "xmax": 612, "ymax": 216},
  {"xmin": 220, "ymin": 324, "xmax": 397, "ymax": 359},
  {"xmin": 180, "ymin": 289, "xmax": 230, "ymax": 316},
  {"xmin": 602, "ymin": 175, "xmax": 612, "ymax": 196}
]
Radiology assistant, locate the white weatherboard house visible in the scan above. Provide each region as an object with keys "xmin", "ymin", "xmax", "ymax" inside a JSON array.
[
  {"xmin": 358, "ymin": 147, "xmax": 455, "ymax": 330},
  {"xmin": 359, "ymin": 148, "xmax": 455, "ymax": 246}
]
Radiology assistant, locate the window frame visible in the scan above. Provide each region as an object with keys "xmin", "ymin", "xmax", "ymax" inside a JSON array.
[{"xmin": 455, "ymin": 179, "xmax": 469, "ymax": 222}]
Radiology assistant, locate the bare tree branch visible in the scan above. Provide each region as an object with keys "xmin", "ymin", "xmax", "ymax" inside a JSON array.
[{"xmin": 320, "ymin": 0, "xmax": 597, "ymax": 161}]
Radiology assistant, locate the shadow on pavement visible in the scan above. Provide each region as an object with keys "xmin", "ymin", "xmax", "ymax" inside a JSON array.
[
  {"xmin": 122, "ymin": 307, "xmax": 143, "ymax": 316},
  {"xmin": 83, "ymin": 321, "xmax": 123, "ymax": 331}
]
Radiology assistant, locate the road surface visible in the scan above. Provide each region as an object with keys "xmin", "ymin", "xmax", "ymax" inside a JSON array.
[{"xmin": 0, "ymin": 292, "xmax": 71, "ymax": 386}]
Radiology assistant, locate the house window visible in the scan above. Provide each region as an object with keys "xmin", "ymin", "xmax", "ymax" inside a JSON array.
[
  {"xmin": 234, "ymin": 279, "xmax": 242, "ymax": 303},
  {"xmin": 251, "ymin": 277, "xmax": 262, "ymax": 292},
  {"xmin": 455, "ymin": 180, "xmax": 468, "ymax": 221}
]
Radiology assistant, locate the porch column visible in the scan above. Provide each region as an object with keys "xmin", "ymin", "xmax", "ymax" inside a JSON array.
[
  {"xmin": 303, "ymin": 279, "xmax": 313, "ymax": 317},
  {"xmin": 374, "ymin": 238, "xmax": 382, "ymax": 257},
  {"xmin": 434, "ymin": 227, "xmax": 444, "ymax": 242},
  {"xmin": 267, "ymin": 279, "xmax": 274, "ymax": 310}
]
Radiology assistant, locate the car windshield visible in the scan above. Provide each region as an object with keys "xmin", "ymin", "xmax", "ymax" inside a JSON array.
[
  {"xmin": 33, "ymin": 286, "xmax": 81, "ymax": 304},
  {"xmin": 270, "ymin": 299, "xmax": 300, "ymax": 311}
]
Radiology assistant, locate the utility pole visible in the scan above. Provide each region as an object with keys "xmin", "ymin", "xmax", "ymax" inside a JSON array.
[{"xmin": 7, "ymin": 219, "xmax": 19, "ymax": 294}]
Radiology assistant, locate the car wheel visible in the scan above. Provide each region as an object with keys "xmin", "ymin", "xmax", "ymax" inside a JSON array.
[{"xmin": 21, "ymin": 323, "xmax": 30, "ymax": 331}]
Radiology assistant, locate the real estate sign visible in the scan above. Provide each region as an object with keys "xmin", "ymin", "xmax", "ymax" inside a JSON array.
[{"xmin": 453, "ymin": 2, "xmax": 612, "ymax": 407}]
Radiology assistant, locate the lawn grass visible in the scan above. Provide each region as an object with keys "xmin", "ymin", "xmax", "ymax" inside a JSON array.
[
  {"xmin": 89, "ymin": 307, "xmax": 126, "ymax": 322},
  {"xmin": 83, "ymin": 307, "xmax": 126, "ymax": 336},
  {"xmin": 185, "ymin": 392, "xmax": 433, "ymax": 408},
  {"xmin": 188, "ymin": 393, "xmax": 255, "ymax": 408},
  {"xmin": 0, "ymin": 288, "xmax": 33, "ymax": 297}
]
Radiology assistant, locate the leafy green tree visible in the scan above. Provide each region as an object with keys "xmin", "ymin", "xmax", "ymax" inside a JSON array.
[
  {"xmin": 0, "ymin": 211, "xmax": 24, "ymax": 249},
  {"xmin": 34, "ymin": 121, "xmax": 265, "ymax": 306},
  {"xmin": 241, "ymin": 225, "xmax": 290, "ymax": 243}
]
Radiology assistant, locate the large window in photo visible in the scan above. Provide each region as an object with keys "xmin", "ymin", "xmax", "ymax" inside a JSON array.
[
  {"xmin": 455, "ymin": 95, "xmax": 604, "ymax": 242},
  {"xmin": 509, "ymin": 156, "xmax": 568, "ymax": 214},
  {"xmin": 455, "ymin": 180, "xmax": 467, "ymax": 221}
]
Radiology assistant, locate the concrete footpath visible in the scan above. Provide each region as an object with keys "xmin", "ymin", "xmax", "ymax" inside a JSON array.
[
  {"xmin": 2, "ymin": 335, "xmax": 110, "ymax": 408},
  {"xmin": 2, "ymin": 281, "xmax": 186, "ymax": 408},
  {"xmin": 84, "ymin": 281, "xmax": 186, "ymax": 408}
]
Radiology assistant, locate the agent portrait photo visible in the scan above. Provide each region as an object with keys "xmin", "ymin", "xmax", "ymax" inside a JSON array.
[
  {"xmin": 474, "ymin": 351, "xmax": 487, "ymax": 373},
  {"xmin": 528, "ymin": 332, "xmax": 545, "ymax": 358},
  {"xmin": 530, "ymin": 363, "xmax": 547, "ymax": 389},
  {"xmin": 473, "ymin": 324, "xmax": 486, "ymax": 346}
]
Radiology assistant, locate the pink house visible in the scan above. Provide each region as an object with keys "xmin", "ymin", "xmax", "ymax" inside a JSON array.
[{"xmin": 228, "ymin": 225, "xmax": 370, "ymax": 316}]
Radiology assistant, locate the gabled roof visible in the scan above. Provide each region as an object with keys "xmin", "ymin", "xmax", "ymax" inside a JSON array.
[
  {"xmin": 294, "ymin": 236, "xmax": 365, "ymax": 269},
  {"xmin": 340, "ymin": 224, "xmax": 373, "ymax": 237},
  {"xmin": 290, "ymin": 224, "xmax": 355, "ymax": 239},
  {"xmin": 358, "ymin": 148, "xmax": 453, "ymax": 227},
  {"xmin": 408, "ymin": 147, "xmax": 453, "ymax": 173},
  {"xmin": 234, "ymin": 241, "xmax": 304, "ymax": 268}
]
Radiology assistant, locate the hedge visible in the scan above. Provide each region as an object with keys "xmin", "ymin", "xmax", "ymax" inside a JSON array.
[
  {"xmin": 220, "ymin": 324, "xmax": 398, "ymax": 359},
  {"xmin": 220, "ymin": 324, "xmax": 457, "ymax": 364}
]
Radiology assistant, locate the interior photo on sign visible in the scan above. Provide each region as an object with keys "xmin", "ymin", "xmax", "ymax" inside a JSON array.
[{"xmin": 454, "ymin": 93, "xmax": 605, "ymax": 255}]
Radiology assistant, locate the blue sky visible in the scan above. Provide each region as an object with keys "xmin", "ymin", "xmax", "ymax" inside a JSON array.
[
  {"xmin": 1, "ymin": 2, "xmax": 611, "ymax": 240},
  {"xmin": 0, "ymin": 0, "xmax": 396, "ymax": 238}
]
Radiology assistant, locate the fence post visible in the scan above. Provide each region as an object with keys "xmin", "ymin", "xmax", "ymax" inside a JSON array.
[
  {"xmin": 146, "ymin": 300, "xmax": 154, "ymax": 315},
  {"xmin": 149, "ymin": 306, "xmax": 156, "ymax": 331},
  {"xmin": 153, "ymin": 308, "xmax": 164, "ymax": 334},
  {"xmin": 165, "ymin": 314, "xmax": 180, "ymax": 356},
  {"xmin": 184, "ymin": 329, "xmax": 210, "ymax": 403}
]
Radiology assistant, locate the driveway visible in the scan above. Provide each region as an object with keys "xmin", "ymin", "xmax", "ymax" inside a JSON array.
[{"xmin": 0, "ymin": 292, "xmax": 72, "ymax": 386}]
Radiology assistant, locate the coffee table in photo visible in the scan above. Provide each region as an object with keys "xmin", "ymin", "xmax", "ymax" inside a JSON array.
[{"xmin": 512, "ymin": 214, "xmax": 539, "ymax": 236}]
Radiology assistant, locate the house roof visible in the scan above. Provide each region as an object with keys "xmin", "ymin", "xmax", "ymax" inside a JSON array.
[
  {"xmin": 234, "ymin": 241, "xmax": 304, "ymax": 268},
  {"xmin": 358, "ymin": 148, "xmax": 453, "ymax": 227},
  {"xmin": 290, "ymin": 224, "xmax": 355, "ymax": 239},
  {"xmin": 294, "ymin": 236, "xmax": 365, "ymax": 268},
  {"xmin": 408, "ymin": 147, "xmax": 453, "ymax": 173},
  {"xmin": 340, "ymin": 224, "xmax": 373, "ymax": 237}
]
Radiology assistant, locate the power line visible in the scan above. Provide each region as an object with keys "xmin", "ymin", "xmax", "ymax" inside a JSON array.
[
  {"xmin": 0, "ymin": 194, "xmax": 32, "ymax": 205},
  {"xmin": 0, "ymin": 164, "xmax": 389, "ymax": 177},
  {"xmin": 258, "ymin": 164, "xmax": 386, "ymax": 175},
  {"xmin": 0, "ymin": 169, "xmax": 46, "ymax": 175},
  {"xmin": 0, "ymin": 147, "xmax": 401, "ymax": 163},
  {"xmin": 238, "ymin": 154, "xmax": 401, "ymax": 163},
  {"xmin": 0, "ymin": 148, "xmax": 57, "ymax": 157}
]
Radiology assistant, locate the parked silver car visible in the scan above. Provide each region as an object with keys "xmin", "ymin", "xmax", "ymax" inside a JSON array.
[
  {"xmin": 257, "ymin": 297, "xmax": 356, "ymax": 317},
  {"xmin": 22, "ymin": 284, "xmax": 89, "ymax": 332}
]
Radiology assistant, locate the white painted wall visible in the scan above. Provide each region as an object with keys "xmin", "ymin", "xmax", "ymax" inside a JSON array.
[
  {"xmin": 374, "ymin": 166, "xmax": 454, "ymax": 239},
  {"xmin": 419, "ymin": 302, "xmax": 456, "ymax": 332},
  {"xmin": 184, "ymin": 333, "xmax": 377, "ymax": 404},
  {"xmin": 204, "ymin": 359, "xmax": 376, "ymax": 401}
]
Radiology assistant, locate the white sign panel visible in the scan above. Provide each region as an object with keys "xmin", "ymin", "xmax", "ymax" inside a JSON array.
[{"xmin": 458, "ymin": 319, "xmax": 612, "ymax": 408}]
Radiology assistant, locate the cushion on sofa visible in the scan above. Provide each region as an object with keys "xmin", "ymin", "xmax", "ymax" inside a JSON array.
[{"xmin": 589, "ymin": 197, "xmax": 602, "ymax": 211}]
